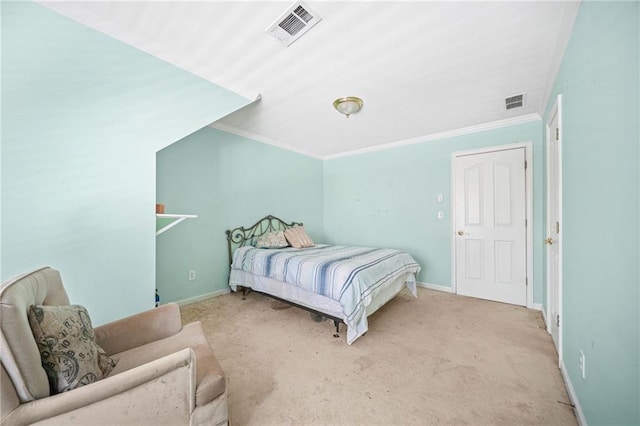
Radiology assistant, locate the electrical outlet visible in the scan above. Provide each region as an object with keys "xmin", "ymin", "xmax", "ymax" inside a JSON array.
[
  {"xmin": 188, "ymin": 270, "xmax": 196, "ymax": 281},
  {"xmin": 579, "ymin": 349, "xmax": 586, "ymax": 379}
]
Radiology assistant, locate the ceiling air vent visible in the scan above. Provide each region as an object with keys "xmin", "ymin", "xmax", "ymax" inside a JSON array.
[
  {"xmin": 505, "ymin": 93, "xmax": 526, "ymax": 110},
  {"xmin": 266, "ymin": 1, "xmax": 322, "ymax": 47}
]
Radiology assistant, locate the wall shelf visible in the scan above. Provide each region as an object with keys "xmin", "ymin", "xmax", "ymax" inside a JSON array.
[{"xmin": 156, "ymin": 213, "xmax": 197, "ymax": 236}]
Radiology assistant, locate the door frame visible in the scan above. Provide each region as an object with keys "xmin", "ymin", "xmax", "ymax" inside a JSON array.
[
  {"xmin": 546, "ymin": 94, "xmax": 563, "ymax": 363},
  {"xmin": 451, "ymin": 142, "xmax": 534, "ymax": 308}
]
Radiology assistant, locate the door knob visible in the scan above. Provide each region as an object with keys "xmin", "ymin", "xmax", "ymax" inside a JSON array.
[
  {"xmin": 544, "ymin": 237, "xmax": 554, "ymax": 245},
  {"xmin": 457, "ymin": 230, "xmax": 466, "ymax": 236}
]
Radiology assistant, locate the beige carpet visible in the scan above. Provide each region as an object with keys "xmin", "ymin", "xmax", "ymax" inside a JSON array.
[{"xmin": 180, "ymin": 288, "xmax": 577, "ymax": 426}]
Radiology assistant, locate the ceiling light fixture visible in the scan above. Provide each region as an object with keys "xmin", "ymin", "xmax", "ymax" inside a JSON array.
[{"xmin": 333, "ymin": 96, "xmax": 363, "ymax": 118}]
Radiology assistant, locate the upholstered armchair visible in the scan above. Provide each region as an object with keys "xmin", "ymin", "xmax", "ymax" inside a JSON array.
[{"xmin": 1, "ymin": 267, "xmax": 228, "ymax": 425}]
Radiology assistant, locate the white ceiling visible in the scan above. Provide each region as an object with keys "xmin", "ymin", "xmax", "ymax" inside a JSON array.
[{"xmin": 40, "ymin": 1, "xmax": 581, "ymax": 158}]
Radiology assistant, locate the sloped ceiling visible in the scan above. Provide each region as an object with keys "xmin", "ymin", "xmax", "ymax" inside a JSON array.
[{"xmin": 40, "ymin": 1, "xmax": 581, "ymax": 158}]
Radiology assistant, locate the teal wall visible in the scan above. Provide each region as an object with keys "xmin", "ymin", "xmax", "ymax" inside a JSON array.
[
  {"xmin": 543, "ymin": 2, "xmax": 639, "ymax": 424},
  {"xmin": 323, "ymin": 120, "xmax": 545, "ymax": 303},
  {"xmin": 156, "ymin": 127, "xmax": 324, "ymax": 304},
  {"xmin": 0, "ymin": 1, "xmax": 4, "ymax": 281},
  {"xmin": 545, "ymin": 2, "xmax": 640, "ymax": 425},
  {"xmin": 1, "ymin": 2, "xmax": 250, "ymax": 324}
]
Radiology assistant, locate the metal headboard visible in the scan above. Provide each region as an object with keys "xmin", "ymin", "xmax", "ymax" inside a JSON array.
[{"xmin": 225, "ymin": 215, "xmax": 302, "ymax": 266}]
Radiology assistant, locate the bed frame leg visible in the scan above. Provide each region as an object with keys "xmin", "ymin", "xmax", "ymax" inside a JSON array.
[
  {"xmin": 333, "ymin": 319, "xmax": 340, "ymax": 333},
  {"xmin": 241, "ymin": 287, "xmax": 251, "ymax": 300}
]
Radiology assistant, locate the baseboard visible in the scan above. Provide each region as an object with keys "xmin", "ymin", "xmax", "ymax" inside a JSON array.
[
  {"xmin": 540, "ymin": 305, "xmax": 549, "ymax": 328},
  {"xmin": 532, "ymin": 302, "xmax": 543, "ymax": 312},
  {"xmin": 174, "ymin": 288, "xmax": 230, "ymax": 307},
  {"xmin": 560, "ymin": 359, "xmax": 587, "ymax": 426},
  {"xmin": 416, "ymin": 282, "xmax": 453, "ymax": 293}
]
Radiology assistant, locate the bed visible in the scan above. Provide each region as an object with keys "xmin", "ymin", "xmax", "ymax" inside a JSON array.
[{"xmin": 226, "ymin": 215, "xmax": 421, "ymax": 344}]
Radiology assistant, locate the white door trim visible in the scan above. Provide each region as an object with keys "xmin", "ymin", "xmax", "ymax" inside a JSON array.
[
  {"xmin": 546, "ymin": 94, "xmax": 564, "ymax": 364},
  {"xmin": 451, "ymin": 141, "xmax": 534, "ymax": 308}
]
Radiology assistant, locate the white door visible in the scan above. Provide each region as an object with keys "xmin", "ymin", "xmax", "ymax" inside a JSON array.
[
  {"xmin": 546, "ymin": 99, "xmax": 562, "ymax": 355},
  {"xmin": 454, "ymin": 148, "xmax": 527, "ymax": 306}
]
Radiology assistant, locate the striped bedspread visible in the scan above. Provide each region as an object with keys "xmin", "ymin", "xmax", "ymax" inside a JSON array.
[{"xmin": 231, "ymin": 244, "xmax": 421, "ymax": 343}]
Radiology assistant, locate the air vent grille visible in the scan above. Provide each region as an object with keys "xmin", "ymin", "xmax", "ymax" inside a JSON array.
[
  {"xmin": 505, "ymin": 93, "xmax": 526, "ymax": 110},
  {"xmin": 266, "ymin": 1, "xmax": 322, "ymax": 46},
  {"xmin": 294, "ymin": 5, "xmax": 313, "ymax": 23},
  {"xmin": 279, "ymin": 13, "xmax": 306, "ymax": 36}
]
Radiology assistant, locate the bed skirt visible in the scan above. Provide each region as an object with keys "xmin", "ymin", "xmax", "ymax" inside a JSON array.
[{"xmin": 229, "ymin": 269, "xmax": 417, "ymax": 344}]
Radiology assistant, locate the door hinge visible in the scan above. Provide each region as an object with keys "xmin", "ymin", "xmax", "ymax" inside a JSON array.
[
  {"xmin": 555, "ymin": 128, "xmax": 559, "ymax": 140},
  {"xmin": 526, "ymin": 277, "xmax": 528, "ymax": 286},
  {"xmin": 556, "ymin": 221, "xmax": 560, "ymax": 234},
  {"xmin": 524, "ymin": 160, "xmax": 528, "ymax": 169},
  {"xmin": 556, "ymin": 314, "xmax": 560, "ymax": 327},
  {"xmin": 525, "ymin": 218, "xmax": 528, "ymax": 227}
]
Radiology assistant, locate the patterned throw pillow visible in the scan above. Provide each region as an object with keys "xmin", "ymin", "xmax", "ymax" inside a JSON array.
[
  {"xmin": 284, "ymin": 226, "xmax": 315, "ymax": 248},
  {"xmin": 256, "ymin": 230, "xmax": 289, "ymax": 248},
  {"xmin": 27, "ymin": 305, "xmax": 117, "ymax": 395}
]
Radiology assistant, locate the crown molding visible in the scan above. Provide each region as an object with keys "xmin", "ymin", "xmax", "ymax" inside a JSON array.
[
  {"xmin": 324, "ymin": 113, "xmax": 541, "ymax": 160},
  {"xmin": 212, "ymin": 113, "xmax": 541, "ymax": 161},
  {"xmin": 209, "ymin": 122, "xmax": 324, "ymax": 160}
]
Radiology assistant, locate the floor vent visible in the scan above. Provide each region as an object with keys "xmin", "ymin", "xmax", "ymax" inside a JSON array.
[
  {"xmin": 505, "ymin": 93, "xmax": 526, "ymax": 110},
  {"xmin": 266, "ymin": 1, "xmax": 322, "ymax": 46}
]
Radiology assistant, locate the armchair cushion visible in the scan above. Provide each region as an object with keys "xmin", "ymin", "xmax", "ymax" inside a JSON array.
[
  {"xmin": 109, "ymin": 321, "xmax": 225, "ymax": 407},
  {"xmin": 27, "ymin": 304, "xmax": 117, "ymax": 394}
]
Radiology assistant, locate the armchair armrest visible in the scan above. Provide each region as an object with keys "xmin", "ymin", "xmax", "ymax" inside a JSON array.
[
  {"xmin": 5, "ymin": 348, "xmax": 196, "ymax": 426},
  {"xmin": 94, "ymin": 303, "xmax": 182, "ymax": 355}
]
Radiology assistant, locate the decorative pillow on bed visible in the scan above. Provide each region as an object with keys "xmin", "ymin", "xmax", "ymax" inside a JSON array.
[
  {"xmin": 284, "ymin": 226, "xmax": 315, "ymax": 248},
  {"xmin": 27, "ymin": 304, "xmax": 117, "ymax": 395},
  {"xmin": 256, "ymin": 230, "xmax": 289, "ymax": 248}
]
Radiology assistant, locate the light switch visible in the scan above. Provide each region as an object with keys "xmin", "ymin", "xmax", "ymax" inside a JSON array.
[
  {"xmin": 437, "ymin": 211, "xmax": 444, "ymax": 219},
  {"xmin": 437, "ymin": 194, "xmax": 444, "ymax": 203}
]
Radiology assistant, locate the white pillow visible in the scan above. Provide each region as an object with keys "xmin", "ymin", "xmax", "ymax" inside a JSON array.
[{"xmin": 255, "ymin": 230, "xmax": 289, "ymax": 248}]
